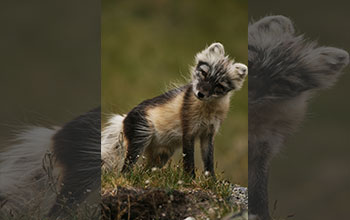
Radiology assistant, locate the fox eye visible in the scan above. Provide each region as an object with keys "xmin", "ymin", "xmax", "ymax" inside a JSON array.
[
  {"xmin": 195, "ymin": 69, "xmax": 208, "ymax": 78},
  {"xmin": 196, "ymin": 70, "xmax": 207, "ymax": 78},
  {"xmin": 201, "ymin": 71, "xmax": 207, "ymax": 77},
  {"xmin": 215, "ymin": 84, "xmax": 226, "ymax": 93}
]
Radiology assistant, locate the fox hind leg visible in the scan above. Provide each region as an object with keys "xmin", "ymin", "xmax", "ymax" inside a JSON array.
[{"xmin": 121, "ymin": 114, "xmax": 153, "ymax": 173}]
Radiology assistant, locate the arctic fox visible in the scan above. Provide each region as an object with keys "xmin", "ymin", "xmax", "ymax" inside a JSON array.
[{"xmin": 102, "ymin": 43, "xmax": 248, "ymax": 178}]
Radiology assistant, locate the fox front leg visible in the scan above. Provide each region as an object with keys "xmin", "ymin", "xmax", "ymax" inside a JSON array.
[
  {"xmin": 182, "ymin": 135, "xmax": 195, "ymax": 178},
  {"xmin": 200, "ymin": 131, "xmax": 215, "ymax": 178}
]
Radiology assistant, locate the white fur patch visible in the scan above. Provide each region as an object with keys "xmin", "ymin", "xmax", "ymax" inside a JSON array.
[
  {"xmin": 0, "ymin": 126, "xmax": 59, "ymax": 215},
  {"xmin": 101, "ymin": 114, "xmax": 126, "ymax": 171},
  {"xmin": 230, "ymin": 62, "xmax": 248, "ymax": 90}
]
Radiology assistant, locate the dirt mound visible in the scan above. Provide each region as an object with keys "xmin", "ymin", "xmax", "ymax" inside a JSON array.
[{"xmin": 102, "ymin": 185, "xmax": 247, "ymax": 220}]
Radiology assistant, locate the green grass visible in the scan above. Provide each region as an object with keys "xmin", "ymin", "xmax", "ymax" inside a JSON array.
[
  {"xmin": 103, "ymin": 161, "xmax": 229, "ymax": 196},
  {"xmin": 102, "ymin": 161, "xmax": 246, "ymax": 219}
]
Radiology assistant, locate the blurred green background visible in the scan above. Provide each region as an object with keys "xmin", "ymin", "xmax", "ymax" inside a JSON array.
[
  {"xmin": 0, "ymin": 1, "xmax": 100, "ymax": 147},
  {"xmin": 102, "ymin": 0, "xmax": 248, "ymax": 185},
  {"xmin": 249, "ymin": 0, "xmax": 350, "ymax": 219}
]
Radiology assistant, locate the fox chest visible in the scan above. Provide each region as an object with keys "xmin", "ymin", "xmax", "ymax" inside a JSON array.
[{"xmin": 185, "ymin": 108, "xmax": 224, "ymax": 136}]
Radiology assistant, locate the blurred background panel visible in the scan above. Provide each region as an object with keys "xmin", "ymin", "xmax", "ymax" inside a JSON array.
[
  {"xmin": 0, "ymin": 0, "xmax": 100, "ymax": 217},
  {"xmin": 249, "ymin": 0, "xmax": 350, "ymax": 219},
  {"xmin": 102, "ymin": 0, "xmax": 248, "ymax": 185},
  {"xmin": 0, "ymin": 0, "xmax": 100, "ymax": 138}
]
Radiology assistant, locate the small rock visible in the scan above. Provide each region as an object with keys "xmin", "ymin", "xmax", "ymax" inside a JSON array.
[
  {"xmin": 228, "ymin": 184, "xmax": 248, "ymax": 209},
  {"xmin": 208, "ymin": 207, "xmax": 215, "ymax": 218},
  {"xmin": 222, "ymin": 210, "xmax": 248, "ymax": 220}
]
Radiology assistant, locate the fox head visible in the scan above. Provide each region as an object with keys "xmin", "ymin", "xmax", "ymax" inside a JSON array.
[{"xmin": 191, "ymin": 42, "xmax": 247, "ymax": 101}]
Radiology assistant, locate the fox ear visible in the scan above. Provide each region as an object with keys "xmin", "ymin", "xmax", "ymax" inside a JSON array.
[
  {"xmin": 308, "ymin": 47, "xmax": 349, "ymax": 89},
  {"xmin": 252, "ymin": 15, "xmax": 295, "ymax": 35},
  {"xmin": 207, "ymin": 42, "xmax": 225, "ymax": 56},
  {"xmin": 195, "ymin": 42, "xmax": 225, "ymax": 66}
]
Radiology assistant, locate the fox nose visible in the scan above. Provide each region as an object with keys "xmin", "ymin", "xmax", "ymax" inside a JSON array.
[{"xmin": 197, "ymin": 91, "xmax": 205, "ymax": 99}]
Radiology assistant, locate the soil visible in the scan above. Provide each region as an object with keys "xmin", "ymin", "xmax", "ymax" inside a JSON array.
[{"xmin": 101, "ymin": 186, "xmax": 243, "ymax": 220}]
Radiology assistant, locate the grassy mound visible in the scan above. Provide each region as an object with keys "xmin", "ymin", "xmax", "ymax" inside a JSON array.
[{"xmin": 101, "ymin": 162, "xmax": 247, "ymax": 220}]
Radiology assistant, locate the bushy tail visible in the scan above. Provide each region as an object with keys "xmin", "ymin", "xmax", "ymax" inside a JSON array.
[
  {"xmin": 101, "ymin": 114, "xmax": 126, "ymax": 171},
  {"xmin": 0, "ymin": 126, "xmax": 59, "ymax": 215}
]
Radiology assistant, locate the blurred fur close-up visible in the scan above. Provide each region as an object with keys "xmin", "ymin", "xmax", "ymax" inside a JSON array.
[
  {"xmin": 101, "ymin": 0, "xmax": 248, "ymax": 219},
  {"xmin": 249, "ymin": 0, "xmax": 350, "ymax": 218},
  {"xmin": 248, "ymin": 15, "xmax": 349, "ymax": 220},
  {"xmin": 0, "ymin": 109, "xmax": 101, "ymax": 219},
  {"xmin": 0, "ymin": 0, "xmax": 100, "ymax": 219}
]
